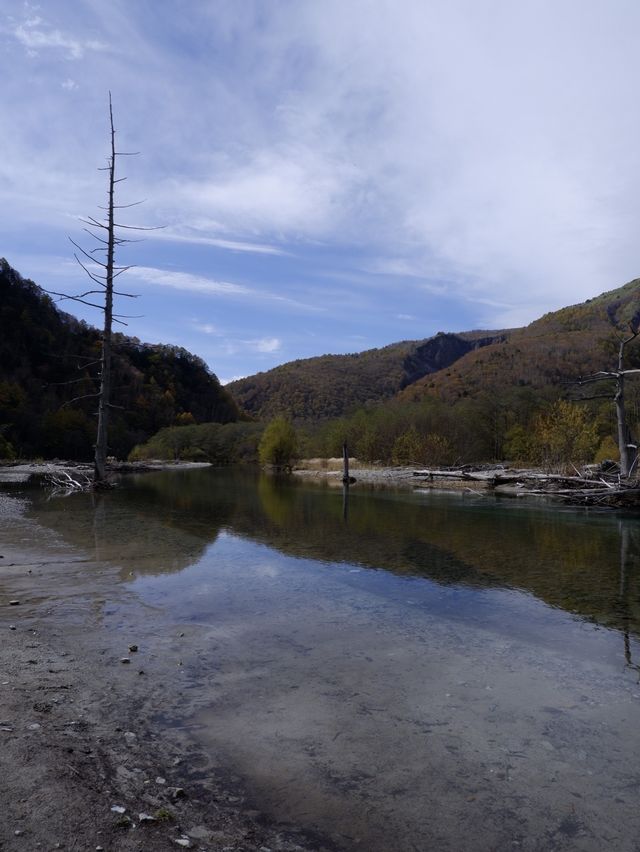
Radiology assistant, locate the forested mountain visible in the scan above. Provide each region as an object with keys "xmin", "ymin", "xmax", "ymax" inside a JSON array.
[
  {"xmin": 224, "ymin": 278, "xmax": 640, "ymax": 466},
  {"xmin": 228, "ymin": 330, "xmax": 507, "ymax": 420},
  {"xmin": 0, "ymin": 259, "xmax": 240, "ymax": 459},
  {"xmin": 228, "ymin": 278, "xmax": 640, "ymax": 420},
  {"xmin": 399, "ymin": 278, "xmax": 640, "ymax": 404}
]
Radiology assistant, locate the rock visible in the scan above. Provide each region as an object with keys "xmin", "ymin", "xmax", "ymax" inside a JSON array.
[
  {"xmin": 124, "ymin": 731, "xmax": 136, "ymax": 745},
  {"xmin": 156, "ymin": 776, "xmax": 166, "ymax": 785},
  {"xmin": 9, "ymin": 625, "xmax": 16, "ymax": 630},
  {"xmin": 14, "ymin": 829, "xmax": 23, "ymax": 836},
  {"xmin": 174, "ymin": 839, "xmax": 191, "ymax": 848},
  {"xmin": 187, "ymin": 826, "xmax": 211, "ymax": 840},
  {"xmin": 9, "ymin": 600, "xmax": 20, "ymax": 606},
  {"xmin": 169, "ymin": 786, "xmax": 186, "ymax": 800},
  {"xmin": 120, "ymin": 657, "xmax": 131, "ymax": 664},
  {"xmin": 138, "ymin": 812, "xmax": 156, "ymax": 823},
  {"xmin": 27, "ymin": 723, "xmax": 41, "ymax": 730},
  {"xmin": 110, "ymin": 805, "xmax": 126, "ymax": 814},
  {"xmin": 128, "ymin": 644, "xmax": 138, "ymax": 652}
]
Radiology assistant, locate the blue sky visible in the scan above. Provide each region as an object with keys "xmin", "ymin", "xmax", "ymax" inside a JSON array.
[{"xmin": 2, "ymin": 1, "xmax": 640, "ymax": 383}]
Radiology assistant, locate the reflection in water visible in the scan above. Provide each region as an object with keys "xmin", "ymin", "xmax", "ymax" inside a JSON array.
[
  {"xmin": 26, "ymin": 467, "xmax": 640, "ymax": 643},
  {"xmin": 10, "ymin": 468, "xmax": 640, "ymax": 850}
]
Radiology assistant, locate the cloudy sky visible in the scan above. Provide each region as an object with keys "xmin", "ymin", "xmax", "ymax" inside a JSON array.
[{"xmin": 2, "ymin": 1, "xmax": 639, "ymax": 383}]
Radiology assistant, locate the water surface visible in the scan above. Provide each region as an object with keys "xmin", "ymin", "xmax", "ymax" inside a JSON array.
[{"xmin": 5, "ymin": 468, "xmax": 640, "ymax": 850}]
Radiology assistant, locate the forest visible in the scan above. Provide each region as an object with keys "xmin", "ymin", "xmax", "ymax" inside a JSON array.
[
  {"xmin": 3, "ymin": 256, "xmax": 640, "ymax": 472},
  {"xmin": 0, "ymin": 259, "xmax": 240, "ymax": 460}
]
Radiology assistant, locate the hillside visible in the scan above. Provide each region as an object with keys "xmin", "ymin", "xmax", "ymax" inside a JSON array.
[
  {"xmin": 228, "ymin": 330, "xmax": 507, "ymax": 420},
  {"xmin": 0, "ymin": 259, "xmax": 240, "ymax": 460},
  {"xmin": 400, "ymin": 279, "xmax": 640, "ymax": 404}
]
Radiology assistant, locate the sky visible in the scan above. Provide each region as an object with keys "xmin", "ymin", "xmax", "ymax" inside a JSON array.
[{"xmin": 2, "ymin": 1, "xmax": 640, "ymax": 384}]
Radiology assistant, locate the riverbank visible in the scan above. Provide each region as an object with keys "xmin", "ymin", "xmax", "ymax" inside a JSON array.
[
  {"xmin": 0, "ymin": 490, "xmax": 335, "ymax": 852},
  {"xmin": 292, "ymin": 460, "xmax": 492, "ymax": 491},
  {"xmin": 0, "ymin": 460, "xmax": 212, "ymax": 485}
]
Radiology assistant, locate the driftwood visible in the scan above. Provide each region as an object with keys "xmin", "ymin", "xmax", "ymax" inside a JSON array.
[{"xmin": 413, "ymin": 467, "xmax": 640, "ymax": 507}]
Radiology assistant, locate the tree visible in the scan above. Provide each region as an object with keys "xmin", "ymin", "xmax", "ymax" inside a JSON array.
[
  {"xmin": 576, "ymin": 321, "xmax": 640, "ymax": 477},
  {"xmin": 48, "ymin": 94, "xmax": 155, "ymax": 484},
  {"xmin": 258, "ymin": 417, "xmax": 298, "ymax": 469},
  {"xmin": 530, "ymin": 400, "xmax": 599, "ymax": 471}
]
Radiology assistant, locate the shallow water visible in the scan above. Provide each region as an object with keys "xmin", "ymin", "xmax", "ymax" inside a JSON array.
[{"xmin": 4, "ymin": 468, "xmax": 640, "ymax": 850}]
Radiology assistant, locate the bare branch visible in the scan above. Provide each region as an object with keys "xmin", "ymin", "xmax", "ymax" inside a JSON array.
[
  {"xmin": 113, "ymin": 222, "xmax": 165, "ymax": 231},
  {"xmin": 73, "ymin": 255, "xmax": 107, "ymax": 288},
  {"xmin": 69, "ymin": 237, "xmax": 108, "ymax": 269},
  {"xmin": 99, "ymin": 199, "xmax": 146, "ymax": 210},
  {"xmin": 60, "ymin": 392, "xmax": 101, "ymax": 408}
]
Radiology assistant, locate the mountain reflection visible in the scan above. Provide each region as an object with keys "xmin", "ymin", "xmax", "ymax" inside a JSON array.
[{"xmin": 28, "ymin": 466, "xmax": 640, "ymax": 640}]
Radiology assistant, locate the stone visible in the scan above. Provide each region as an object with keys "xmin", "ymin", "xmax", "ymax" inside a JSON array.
[
  {"xmin": 120, "ymin": 658, "xmax": 131, "ymax": 664},
  {"xmin": 9, "ymin": 600, "xmax": 20, "ymax": 606},
  {"xmin": 138, "ymin": 812, "xmax": 156, "ymax": 823},
  {"xmin": 128, "ymin": 644, "xmax": 138, "ymax": 652}
]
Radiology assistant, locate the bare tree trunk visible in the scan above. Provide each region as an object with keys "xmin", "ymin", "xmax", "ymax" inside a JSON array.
[
  {"xmin": 94, "ymin": 98, "xmax": 116, "ymax": 484},
  {"xmin": 616, "ymin": 332, "xmax": 638, "ymax": 479}
]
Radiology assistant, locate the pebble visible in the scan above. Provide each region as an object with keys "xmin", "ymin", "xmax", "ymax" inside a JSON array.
[
  {"xmin": 129, "ymin": 644, "xmax": 138, "ymax": 652},
  {"xmin": 124, "ymin": 731, "xmax": 137, "ymax": 745},
  {"xmin": 110, "ymin": 805, "xmax": 126, "ymax": 814},
  {"xmin": 9, "ymin": 625, "xmax": 16, "ymax": 630},
  {"xmin": 120, "ymin": 658, "xmax": 131, "ymax": 664},
  {"xmin": 9, "ymin": 600, "xmax": 20, "ymax": 606},
  {"xmin": 14, "ymin": 829, "xmax": 23, "ymax": 836},
  {"xmin": 156, "ymin": 776, "xmax": 166, "ymax": 785},
  {"xmin": 174, "ymin": 839, "xmax": 191, "ymax": 848},
  {"xmin": 138, "ymin": 812, "xmax": 156, "ymax": 823}
]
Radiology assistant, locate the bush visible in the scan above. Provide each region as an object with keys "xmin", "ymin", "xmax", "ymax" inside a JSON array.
[{"xmin": 258, "ymin": 417, "xmax": 298, "ymax": 468}]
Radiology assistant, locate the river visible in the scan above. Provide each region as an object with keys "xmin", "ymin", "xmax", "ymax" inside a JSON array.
[{"xmin": 3, "ymin": 467, "xmax": 640, "ymax": 851}]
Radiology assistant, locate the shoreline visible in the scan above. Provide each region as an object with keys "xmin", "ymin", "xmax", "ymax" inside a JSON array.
[{"xmin": 0, "ymin": 491, "xmax": 335, "ymax": 852}]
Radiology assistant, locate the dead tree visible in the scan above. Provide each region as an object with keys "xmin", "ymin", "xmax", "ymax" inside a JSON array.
[
  {"xmin": 48, "ymin": 94, "xmax": 156, "ymax": 485},
  {"xmin": 575, "ymin": 322, "xmax": 640, "ymax": 478}
]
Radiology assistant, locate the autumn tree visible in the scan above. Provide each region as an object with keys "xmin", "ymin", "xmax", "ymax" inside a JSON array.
[
  {"xmin": 530, "ymin": 400, "xmax": 599, "ymax": 471},
  {"xmin": 258, "ymin": 416, "xmax": 298, "ymax": 469}
]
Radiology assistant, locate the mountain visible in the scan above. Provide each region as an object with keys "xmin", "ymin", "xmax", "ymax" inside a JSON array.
[
  {"xmin": 0, "ymin": 259, "xmax": 240, "ymax": 460},
  {"xmin": 228, "ymin": 278, "xmax": 640, "ymax": 423},
  {"xmin": 399, "ymin": 278, "xmax": 640, "ymax": 404},
  {"xmin": 228, "ymin": 330, "xmax": 507, "ymax": 421}
]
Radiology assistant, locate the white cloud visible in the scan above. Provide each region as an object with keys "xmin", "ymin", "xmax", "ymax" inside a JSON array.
[
  {"xmin": 152, "ymin": 229, "xmax": 287, "ymax": 257},
  {"xmin": 61, "ymin": 78, "xmax": 77, "ymax": 90},
  {"xmin": 131, "ymin": 267, "xmax": 251, "ymax": 297},
  {"xmin": 193, "ymin": 322, "xmax": 218, "ymax": 335},
  {"xmin": 13, "ymin": 20, "xmax": 107, "ymax": 59},
  {"xmin": 252, "ymin": 337, "xmax": 281, "ymax": 353}
]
